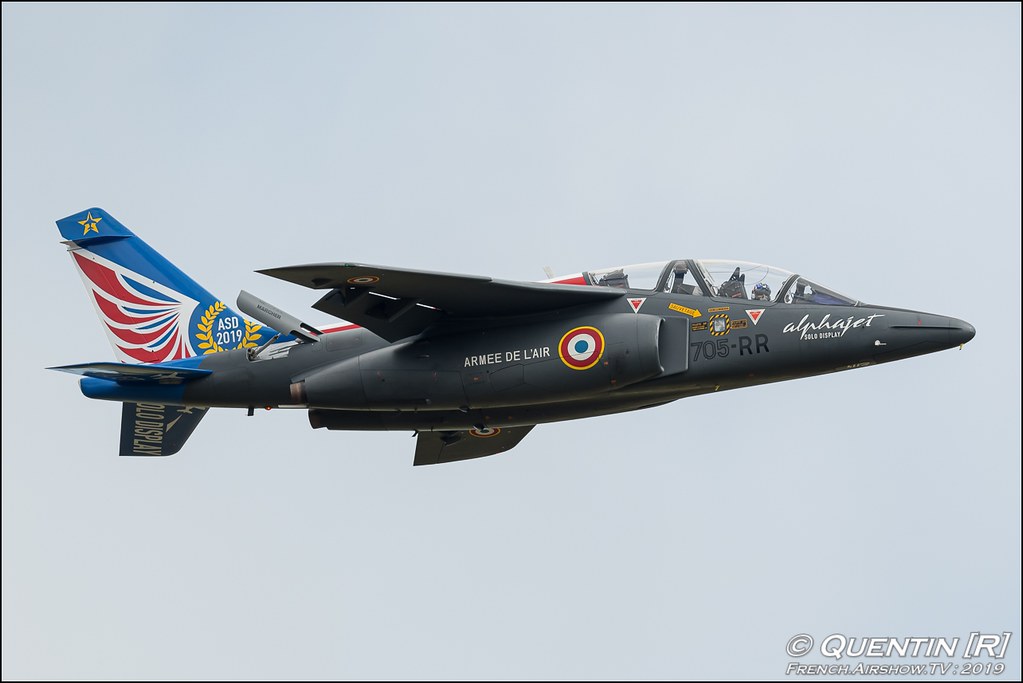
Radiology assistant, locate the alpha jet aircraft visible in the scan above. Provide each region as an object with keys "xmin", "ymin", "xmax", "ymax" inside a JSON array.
[{"xmin": 51, "ymin": 208, "xmax": 975, "ymax": 465}]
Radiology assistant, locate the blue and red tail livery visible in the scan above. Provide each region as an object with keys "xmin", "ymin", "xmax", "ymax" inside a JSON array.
[{"xmin": 57, "ymin": 208, "xmax": 277, "ymax": 363}]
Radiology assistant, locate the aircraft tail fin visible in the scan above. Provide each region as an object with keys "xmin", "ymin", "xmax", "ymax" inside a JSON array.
[
  {"xmin": 119, "ymin": 402, "xmax": 208, "ymax": 457},
  {"xmin": 56, "ymin": 208, "xmax": 279, "ymax": 364}
]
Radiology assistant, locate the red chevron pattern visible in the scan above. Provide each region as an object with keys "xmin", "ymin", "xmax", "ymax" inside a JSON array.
[{"xmin": 72, "ymin": 251, "xmax": 199, "ymax": 363}]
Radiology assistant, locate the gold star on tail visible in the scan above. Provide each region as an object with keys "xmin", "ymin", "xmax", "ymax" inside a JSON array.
[{"xmin": 79, "ymin": 212, "xmax": 102, "ymax": 235}]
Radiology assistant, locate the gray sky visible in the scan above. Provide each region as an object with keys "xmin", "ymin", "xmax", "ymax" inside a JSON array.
[{"xmin": 3, "ymin": 4, "xmax": 1019, "ymax": 680}]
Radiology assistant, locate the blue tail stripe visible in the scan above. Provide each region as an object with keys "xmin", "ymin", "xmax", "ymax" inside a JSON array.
[
  {"xmin": 122, "ymin": 305, "xmax": 175, "ymax": 315},
  {"xmin": 123, "ymin": 275, "xmax": 178, "ymax": 303},
  {"xmin": 151, "ymin": 326, "xmax": 177, "ymax": 349},
  {"xmin": 137, "ymin": 314, "xmax": 177, "ymax": 330}
]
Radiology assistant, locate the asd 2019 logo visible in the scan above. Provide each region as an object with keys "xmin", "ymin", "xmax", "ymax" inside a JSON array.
[{"xmin": 195, "ymin": 302, "xmax": 263, "ymax": 354}]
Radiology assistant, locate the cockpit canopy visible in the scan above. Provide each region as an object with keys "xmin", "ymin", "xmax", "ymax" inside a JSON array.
[{"xmin": 584, "ymin": 259, "xmax": 858, "ymax": 306}]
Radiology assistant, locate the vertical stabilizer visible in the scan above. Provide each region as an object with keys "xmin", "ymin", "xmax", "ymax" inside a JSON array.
[{"xmin": 57, "ymin": 208, "xmax": 278, "ymax": 363}]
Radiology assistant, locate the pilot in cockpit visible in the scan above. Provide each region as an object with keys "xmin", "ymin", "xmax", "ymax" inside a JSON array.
[{"xmin": 752, "ymin": 283, "xmax": 772, "ymax": 301}]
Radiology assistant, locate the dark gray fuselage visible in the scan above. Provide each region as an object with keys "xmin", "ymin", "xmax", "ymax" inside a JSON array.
[{"xmin": 107, "ymin": 289, "xmax": 972, "ymax": 433}]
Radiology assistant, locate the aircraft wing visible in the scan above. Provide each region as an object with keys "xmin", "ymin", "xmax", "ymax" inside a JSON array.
[
  {"xmin": 413, "ymin": 426, "xmax": 535, "ymax": 466},
  {"xmin": 259, "ymin": 263, "xmax": 623, "ymax": 341}
]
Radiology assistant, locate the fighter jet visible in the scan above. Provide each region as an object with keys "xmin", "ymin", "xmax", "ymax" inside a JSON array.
[{"xmin": 50, "ymin": 208, "xmax": 975, "ymax": 464}]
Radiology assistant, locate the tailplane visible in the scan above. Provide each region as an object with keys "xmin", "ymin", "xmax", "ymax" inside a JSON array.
[{"xmin": 57, "ymin": 208, "xmax": 278, "ymax": 363}]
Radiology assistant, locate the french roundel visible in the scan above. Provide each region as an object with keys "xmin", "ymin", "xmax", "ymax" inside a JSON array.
[{"xmin": 558, "ymin": 326, "xmax": 605, "ymax": 370}]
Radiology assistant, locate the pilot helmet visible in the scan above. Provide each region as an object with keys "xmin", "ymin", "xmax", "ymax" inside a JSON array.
[{"xmin": 752, "ymin": 283, "xmax": 772, "ymax": 300}]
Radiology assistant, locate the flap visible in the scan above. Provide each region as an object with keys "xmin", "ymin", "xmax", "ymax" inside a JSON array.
[
  {"xmin": 259, "ymin": 263, "xmax": 623, "ymax": 342},
  {"xmin": 413, "ymin": 425, "xmax": 536, "ymax": 466}
]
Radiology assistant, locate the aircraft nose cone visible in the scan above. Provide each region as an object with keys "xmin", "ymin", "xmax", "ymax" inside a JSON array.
[{"xmin": 950, "ymin": 319, "xmax": 976, "ymax": 346}]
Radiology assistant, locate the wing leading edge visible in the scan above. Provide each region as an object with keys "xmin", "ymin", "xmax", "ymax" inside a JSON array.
[{"xmin": 259, "ymin": 263, "xmax": 623, "ymax": 341}]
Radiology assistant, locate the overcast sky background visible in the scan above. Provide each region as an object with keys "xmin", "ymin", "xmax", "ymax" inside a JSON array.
[{"xmin": 3, "ymin": 4, "xmax": 1020, "ymax": 680}]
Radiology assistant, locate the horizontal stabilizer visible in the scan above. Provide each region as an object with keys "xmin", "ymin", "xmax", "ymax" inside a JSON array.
[
  {"xmin": 413, "ymin": 425, "xmax": 535, "ymax": 466},
  {"xmin": 48, "ymin": 362, "xmax": 211, "ymax": 384}
]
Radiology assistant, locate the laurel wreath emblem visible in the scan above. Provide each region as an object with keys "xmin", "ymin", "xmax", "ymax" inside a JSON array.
[{"xmin": 195, "ymin": 301, "xmax": 263, "ymax": 354}]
